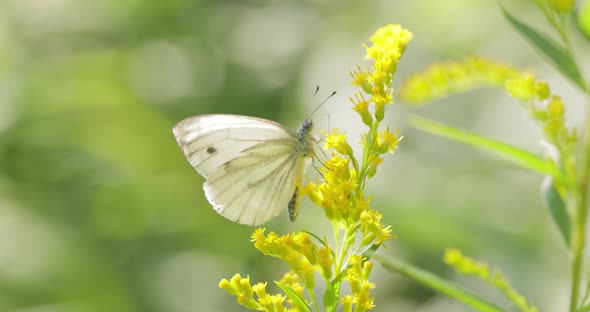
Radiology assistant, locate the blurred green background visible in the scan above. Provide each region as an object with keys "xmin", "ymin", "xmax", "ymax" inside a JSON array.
[{"xmin": 0, "ymin": 0, "xmax": 586, "ymax": 311}]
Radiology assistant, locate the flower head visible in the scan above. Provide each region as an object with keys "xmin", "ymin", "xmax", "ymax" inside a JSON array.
[
  {"xmin": 343, "ymin": 255, "xmax": 376, "ymax": 312},
  {"xmin": 444, "ymin": 249, "xmax": 538, "ymax": 312},
  {"xmin": 350, "ymin": 24, "xmax": 413, "ymax": 121},
  {"xmin": 400, "ymin": 57, "xmax": 521, "ymax": 104},
  {"xmin": 324, "ymin": 129, "xmax": 353, "ymax": 156}
]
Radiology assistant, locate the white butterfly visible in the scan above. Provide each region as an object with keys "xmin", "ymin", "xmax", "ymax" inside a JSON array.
[{"xmin": 173, "ymin": 114, "xmax": 315, "ymax": 226}]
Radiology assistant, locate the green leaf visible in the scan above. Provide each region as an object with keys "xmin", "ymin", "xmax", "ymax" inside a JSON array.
[
  {"xmin": 501, "ymin": 6, "xmax": 587, "ymax": 91},
  {"xmin": 409, "ymin": 116, "xmax": 569, "ymax": 184},
  {"xmin": 577, "ymin": 0, "xmax": 590, "ymax": 41},
  {"xmin": 373, "ymin": 254, "xmax": 504, "ymax": 312},
  {"xmin": 541, "ymin": 177, "xmax": 571, "ymax": 246},
  {"xmin": 303, "ymin": 231, "xmax": 330, "ymax": 248},
  {"xmin": 275, "ymin": 281, "xmax": 312, "ymax": 312},
  {"xmin": 361, "ymin": 243, "xmax": 381, "ymax": 260},
  {"xmin": 323, "ymin": 270, "xmax": 346, "ymax": 312}
]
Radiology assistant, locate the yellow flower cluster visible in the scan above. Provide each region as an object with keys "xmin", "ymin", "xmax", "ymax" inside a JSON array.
[
  {"xmin": 252, "ymin": 228, "xmax": 335, "ymax": 283},
  {"xmin": 219, "ymin": 274, "xmax": 295, "ymax": 312},
  {"xmin": 342, "ymin": 256, "xmax": 376, "ymax": 312},
  {"xmin": 304, "ymin": 153, "xmax": 356, "ymax": 223},
  {"xmin": 220, "ymin": 231, "xmax": 335, "ymax": 311},
  {"xmin": 279, "ymin": 271, "xmax": 306, "ymax": 306},
  {"xmin": 360, "ymin": 210, "xmax": 393, "ymax": 245},
  {"xmin": 444, "ymin": 249, "xmax": 538, "ymax": 312},
  {"xmin": 505, "ymin": 74, "xmax": 577, "ymax": 182},
  {"xmin": 400, "ymin": 56, "xmax": 521, "ymax": 104},
  {"xmin": 351, "ymin": 24, "xmax": 412, "ymax": 121},
  {"xmin": 505, "ymin": 74, "xmax": 550, "ymax": 101},
  {"xmin": 303, "ymin": 133, "xmax": 395, "ymax": 250},
  {"xmin": 324, "ymin": 129, "xmax": 353, "ymax": 157},
  {"xmin": 443, "ymin": 248, "xmax": 489, "ymax": 279}
]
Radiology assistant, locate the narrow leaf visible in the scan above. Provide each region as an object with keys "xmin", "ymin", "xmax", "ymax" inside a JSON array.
[
  {"xmin": 501, "ymin": 7, "xmax": 587, "ymax": 90},
  {"xmin": 303, "ymin": 231, "xmax": 330, "ymax": 248},
  {"xmin": 323, "ymin": 272, "xmax": 345, "ymax": 312},
  {"xmin": 373, "ymin": 254, "xmax": 504, "ymax": 312},
  {"xmin": 275, "ymin": 281, "xmax": 312, "ymax": 312},
  {"xmin": 409, "ymin": 116, "xmax": 569, "ymax": 185},
  {"xmin": 541, "ymin": 177, "xmax": 571, "ymax": 246},
  {"xmin": 361, "ymin": 243, "xmax": 381, "ymax": 260}
]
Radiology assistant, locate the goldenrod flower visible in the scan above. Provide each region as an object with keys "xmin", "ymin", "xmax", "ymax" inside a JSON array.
[
  {"xmin": 317, "ymin": 246, "xmax": 334, "ymax": 280},
  {"xmin": 258, "ymin": 293, "xmax": 287, "ymax": 312},
  {"xmin": 342, "ymin": 295, "xmax": 354, "ymax": 312},
  {"xmin": 252, "ymin": 282, "xmax": 267, "ymax": 299},
  {"xmin": 366, "ymin": 154, "xmax": 384, "ymax": 179},
  {"xmin": 303, "ymin": 153, "xmax": 357, "ymax": 223},
  {"xmin": 365, "ymin": 24, "xmax": 412, "ymax": 83},
  {"xmin": 444, "ymin": 249, "xmax": 538, "ymax": 312},
  {"xmin": 505, "ymin": 74, "xmax": 577, "ymax": 185},
  {"xmin": 351, "ymin": 93, "xmax": 373, "ymax": 126},
  {"xmin": 324, "ymin": 129, "xmax": 353, "ymax": 156},
  {"xmin": 350, "ymin": 24, "xmax": 412, "ymax": 121},
  {"xmin": 360, "ymin": 210, "xmax": 392, "ymax": 245},
  {"xmin": 350, "ymin": 65, "xmax": 374, "ymax": 95},
  {"xmin": 401, "ymin": 56, "xmax": 521, "ymax": 104},
  {"xmin": 219, "ymin": 274, "xmax": 261, "ymax": 310},
  {"xmin": 444, "ymin": 248, "xmax": 489, "ymax": 280},
  {"xmin": 344, "ymin": 256, "xmax": 377, "ymax": 312},
  {"xmin": 378, "ymin": 127, "xmax": 402, "ymax": 154},
  {"xmin": 505, "ymin": 74, "xmax": 539, "ymax": 101},
  {"xmin": 352, "ymin": 197, "xmax": 371, "ymax": 222}
]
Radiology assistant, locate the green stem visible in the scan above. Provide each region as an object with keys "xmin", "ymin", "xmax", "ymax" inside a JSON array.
[
  {"xmin": 333, "ymin": 222, "xmax": 340, "ymax": 260},
  {"xmin": 329, "ymin": 227, "xmax": 352, "ymax": 312},
  {"xmin": 356, "ymin": 121, "xmax": 380, "ymax": 194},
  {"xmin": 308, "ymin": 287, "xmax": 321, "ymax": 312},
  {"xmin": 336, "ymin": 228, "xmax": 350, "ymax": 273},
  {"xmin": 570, "ymin": 101, "xmax": 590, "ymax": 312},
  {"xmin": 374, "ymin": 254, "xmax": 504, "ymax": 312}
]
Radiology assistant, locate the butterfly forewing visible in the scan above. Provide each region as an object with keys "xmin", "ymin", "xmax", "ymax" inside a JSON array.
[{"xmin": 173, "ymin": 114, "xmax": 307, "ymax": 225}]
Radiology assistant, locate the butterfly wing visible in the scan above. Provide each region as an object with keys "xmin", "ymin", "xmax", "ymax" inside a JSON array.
[{"xmin": 173, "ymin": 114, "xmax": 305, "ymax": 225}]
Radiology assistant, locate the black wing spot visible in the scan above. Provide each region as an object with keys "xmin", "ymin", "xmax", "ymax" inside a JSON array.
[{"xmin": 206, "ymin": 146, "xmax": 217, "ymax": 154}]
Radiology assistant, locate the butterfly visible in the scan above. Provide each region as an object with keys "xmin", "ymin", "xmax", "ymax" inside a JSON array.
[{"xmin": 173, "ymin": 114, "xmax": 316, "ymax": 226}]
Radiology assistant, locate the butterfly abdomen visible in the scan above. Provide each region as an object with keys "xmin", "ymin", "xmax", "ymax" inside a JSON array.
[{"xmin": 288, "ymin": 187, "xmax": 301, "ymax": 222}]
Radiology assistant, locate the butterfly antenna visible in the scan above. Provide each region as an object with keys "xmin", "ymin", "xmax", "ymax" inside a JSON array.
[
  {"xmin": 306, "ymin": 90, "xmax": 336, "ymax": 121},
  {"xmin": 304, "ymin": 86, "xmax": 321, "ymax": 118}
]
